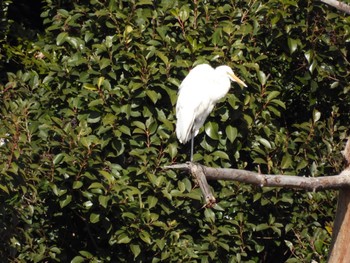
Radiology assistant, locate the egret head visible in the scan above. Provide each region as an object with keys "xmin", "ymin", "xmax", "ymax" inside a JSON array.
[{"xmin": 216, "ymin": 65, "xmax": 247, "ymax": 88}]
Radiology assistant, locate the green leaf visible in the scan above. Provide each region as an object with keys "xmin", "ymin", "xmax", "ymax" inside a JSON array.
[
  {"xmin": 117, "ymin": 233, "xmax": 131, "ymax": 244},
  {"xmin": 288, "ymin": 37, "xmax": 298, "ymax": 54},
  {"xmin": 217, "ymin": 241, "xmax": 230, "ymax": 251},
  {"xmin": 257, "ymin": 70, "xmax": 267, "ymax": 86},
  {"xmin": 0, "ymin": 184, "xmax": 9, "ymax": 194},
  {"xmin": 99, "ymin": 195, "xmax": 110, "ymax": 208},
  {"xmin": 132, "ymin": 121, "xmax": 146, "ymax": 131},
  {"xmin": 204, "ymin": 208, "xmax": 215, "ymax": 223},
  {"xmin": 281, "ymin": 154, "xmax": 292, "ymax": 169},
  {"xmin": 205, "ymin": 122, "xmax": 219, "ymax": 140},
  {"xmin": 309, "ymin": 60, "xmax": 318, "ymax": 74},
  {"xmin": 99, "ymin": 170, "xmax": 115, "ymax": 185},
  {"xmin": 243, "ymin": 114, "xmax": 253, "ymax": 127},
  {"xmin": 59, "ymin": 195, "xmax": 72, "ymax": 208},
  {"xmin": 225, "ymin": 125, "xmax": 238, "ymax": 143},
  {"xmin": 296, "ymin": 160, "xmax": 308, "ymax": 171},
  {"xmin": 304, "ymin": 50, "xmax": 313, "ymax": 63},
  {"xmin": 257, "ymin": 137, "xmax": 272, "ymax": 149},
  {"xmin": 255, "ymin": 243, "xmax": 265, "ymax": 253},
  {"xmin": 118, "ymin": 125, "xmax": 131, "ymax": 136},
  {"xmin": 139, "ymin": 230, "xmax": 152, "ymax": 244},
  {"xmin": 313, "ymin": 109, "xmax": 321, "ymax": 123},
  {"xmin": 89, "ymin": 182, "xmax": 105, "ymax": 190},
  {"xmin": 130, "ymin": 244, "xmax": 141, "ymax": 258},
  {"xmin": 255, "ymin": 223, "xmax": 269, "ymax": 231},
  {"xmin": 90, "ymin": 213, "xmax": 100, "ymax": 223},
  {"xmin": 53, "ymin": 153, "xmax": 65, "ymax": 165},
  {"xmin": 270, "ymin": 99, "xmax": 286, "ymax": 109},
  {"xmin": 253, "ymin": 192, "xmax": 262, "ymax": 202},
  {"xmin": 212, "ymin": 150, "xmax": 229, "ymax": 160},
  {"xmin": 156, "ymin": 51, "xmax": 169, "ymax": 65},
  {"xmin": 178, "ymin": 6, "xmax": 190, "ymax": 22},
  {"xmin": 146, "ymin": 90, "xmax": 159, "ymax": 104},
  {"xmin": 254, "ymin": 157, "xmax": 267, "ymax": 164},
  {"xmin": 266, "ymin": 91, "xmax": 280, "ymax": 102},
  {"xmin": 83, "ymin": 83, "xmax": 97, "ymax": 91},
  {"xmin": 79, "ymin": 251, "xmax": 93, "ymax": 258},
  {"xmin": 100, "ymin": 58, "xmax": 111, "ymax": 70},
  {"xmin": 73, "ymin": 181, "xmax": 83, "ymax": 189},
  {"xmin": 168, "ymin": 143, "xmax": 178, "ymax": 159},
  {"xmin": 71, "ymin": 256, "xmax": 85, "ymax": 263},
  {"xmin": 147, "ymin": 196, "xmax": 158, "ymax": 209},
  {"xmin": 56, "ymin": 32, "xmax": 68, "ymax": 45},
  {"xmin": 80, "ymin": 135, "xmax": 99, "ymax": 148}
]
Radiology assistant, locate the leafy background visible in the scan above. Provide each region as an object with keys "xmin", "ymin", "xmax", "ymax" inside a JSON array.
[{"xmin": 1, "ymin": 0, "xmax": 349, "ymax": 262}]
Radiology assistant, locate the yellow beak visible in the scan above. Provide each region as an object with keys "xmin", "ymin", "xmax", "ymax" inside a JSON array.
[{"xmin": 228, "ymin": 72, "xmax": 247, "ymax": 87}]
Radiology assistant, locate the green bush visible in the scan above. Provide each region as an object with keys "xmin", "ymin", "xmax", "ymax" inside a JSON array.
[{"xmin": 1, "ymin": 0, "xmax": 349, "ymax": 262}]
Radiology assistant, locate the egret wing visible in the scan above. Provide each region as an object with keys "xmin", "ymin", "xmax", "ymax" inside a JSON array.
[{"xmin": 176, "ymin": 65, "xmax": 215, "ymax": 143}]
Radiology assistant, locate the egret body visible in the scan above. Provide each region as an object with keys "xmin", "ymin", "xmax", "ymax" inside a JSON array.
[{"xmin": 175, "ymin": 63, "xmax": 247, "ymax": 161}]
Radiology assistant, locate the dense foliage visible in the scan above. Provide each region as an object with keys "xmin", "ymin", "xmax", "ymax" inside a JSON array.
[{"xmin": 1, "ymin": 0, "xmax": 349, "ymax": 262}]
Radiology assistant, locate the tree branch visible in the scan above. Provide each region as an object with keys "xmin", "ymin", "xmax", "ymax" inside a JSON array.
[
  {"xmin": 165, "ymin": 163, "xmax": 350, "ymax": 191},
  {"xmin": 320, "ymin": 0, "xmax": 350, "ymax": 14},
  {"xmin": 165, "ymin": 139, "xmax": 350, "ymax": 205},
  {"xmin": 166, "ymin": 138, "xmax": 350, "ymax": 261},
  {"xmin": 189, "ymin": 163, "xmax": 216, "ymax": 207},
  {"xmin": 328, "ymin": 187, "xmax": 350, "ymax": 262}
]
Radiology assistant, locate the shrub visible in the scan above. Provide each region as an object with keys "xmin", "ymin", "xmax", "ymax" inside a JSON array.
[{"xmin": 1, "ymin": 0, "xmax": 349, "ymax": 262}]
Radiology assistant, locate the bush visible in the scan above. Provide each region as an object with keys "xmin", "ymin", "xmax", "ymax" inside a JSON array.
[{"xmin": 1, "ymin": 0, "xmax": 349, "ymax": 262}]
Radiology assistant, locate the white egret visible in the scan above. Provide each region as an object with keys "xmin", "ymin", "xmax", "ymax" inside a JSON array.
[{"xmin": 175, "ymin": 63, "xmax": 247, "ymax": 161}]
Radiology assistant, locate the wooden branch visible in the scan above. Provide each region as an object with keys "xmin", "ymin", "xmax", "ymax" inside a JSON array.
[
  {"xmin": 165, "ymin": 163, "xmax": 350, "ymax": 191},
  {"xmin": 328, "ymin": 185, "xmax": 350, "ymax": 262},
  {"xmin": 189, "ymin": 162, "xmax": 216, "ymax": 207},
  {"xmin": 320, "ymin": 0, "xmax": 350, "ymax": 14},
  {"xmin": 328, "ymin": 142, "xmax": 350, "ymax": 262},
  {"xmin": 166, "ymin": 138, "xmax": 350, "ymax": 261},
  {"xmin": 165, "ymin": 162, "xmax": 216, "ymax": 206}
]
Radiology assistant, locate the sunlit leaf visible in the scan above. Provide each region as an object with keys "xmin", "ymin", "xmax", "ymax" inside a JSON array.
[
  {"xmin": 56, "ymin": 32, "xmax": 68, "ymax": 45},
  {"xmin": 90, "ymin": 213, "xmax": 100, "ymax": 223},
  {"xmin": 205, "ymin": 122, "xmax": 219, "ymax": 140},
  {"xmin": 225, "ymin": 125, "xmax": 238, "ymax": 143}
]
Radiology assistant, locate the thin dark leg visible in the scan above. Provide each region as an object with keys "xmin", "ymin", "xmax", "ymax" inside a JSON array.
[{"xmin": 190, "ymin": 136, "xmax": 194, "ymax": 162}]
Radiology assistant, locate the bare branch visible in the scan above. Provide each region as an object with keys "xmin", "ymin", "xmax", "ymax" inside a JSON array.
[
  {"xmin": 189, "ymin": 163, "xmax": 216, "ymax": 207},
  {"xmin": 165, "ymin": 139, "xmax": 350, "ymax": 193},
  {"xmin": 205, "ymin": 166, "xmax": 350, "ymax": 191},
  {"xmin": 166, "ymin": 138, "xmax": 350, "ymax": 261},
  {"xmin": 165, "ymin": 163, "xmax": 350, "ymax": 191},
  {"xmin": 320, "ymin": 0, "xmax": 350, "ymax": 14},
  {"xmin": 328, "ymin": 187, "xmax": 350, "ymax": 262}
]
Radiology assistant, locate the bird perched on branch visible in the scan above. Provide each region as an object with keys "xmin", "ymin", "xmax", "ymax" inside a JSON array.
[{"xmin": 176, "ymin": 63, "xmax": 247, "ymax": 161}]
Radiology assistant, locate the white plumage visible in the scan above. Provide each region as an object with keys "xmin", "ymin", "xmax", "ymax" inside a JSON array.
[{"xmin": 175, "ymin": 63, "xmax": 247, "ymax": 161}]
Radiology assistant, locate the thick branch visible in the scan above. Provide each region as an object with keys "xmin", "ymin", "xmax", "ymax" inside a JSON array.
[
  {"xmin": 166, "ymin": 139, "xmax": 350, "ymax": 262},
  {"xmin": 328, "ymin": 187, "xmax": 350, "ymax": 262},
  {"xmin": 165, "ymin": 163, "xmax": 350, "ymax": 191},
  {"xmin": 189, "ymin": 162, "xmax": 216, "ymax": 207},
  {"xmin": 320, "ymin": 0, "xmax": 350, "ymax": 14}
]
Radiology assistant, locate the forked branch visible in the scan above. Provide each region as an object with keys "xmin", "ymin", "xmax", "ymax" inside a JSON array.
[
  {"xmin": 165, "ymin": 138, "xmax": 350, "ymax": 262},
  {"xmin": 166, "ymin": 162, "xmax": 350, "ymax": 192},
  {"xmin": 166, "ymin": 138, "xmax": 350, "ymax": 197}
]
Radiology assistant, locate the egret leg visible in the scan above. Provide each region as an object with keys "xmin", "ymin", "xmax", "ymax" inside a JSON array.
[{"xmin": 190, "ymin": 136, "xmax": 194, "ymax": 162}]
